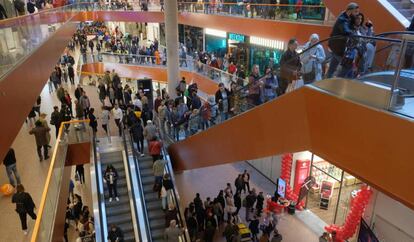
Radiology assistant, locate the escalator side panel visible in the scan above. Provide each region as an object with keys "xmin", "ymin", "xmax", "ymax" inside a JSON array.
[{"xmin": 168, "ymin": 88, "xmax": 311, "ymax": 171}]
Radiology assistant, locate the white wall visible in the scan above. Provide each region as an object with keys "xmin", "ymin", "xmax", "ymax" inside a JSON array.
[
  {"xmin": 246, "ymin": 155, "xmax": 282, "ymax": 184},
  {"xmin": 370, "ymin": 192, "xmax": 414, "ymax": 241}
]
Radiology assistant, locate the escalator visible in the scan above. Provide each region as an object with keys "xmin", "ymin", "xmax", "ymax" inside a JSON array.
[
  {"xmin": 167, "ymin": 33, "xmax": 414, "ymax": 212},
  {"xmin": 99, "ymin": 151, "xmax": 135, "ymax": 242},
  {"xmin": 137, "ymin": 155, "xmax": 166, "ymax": 241}
]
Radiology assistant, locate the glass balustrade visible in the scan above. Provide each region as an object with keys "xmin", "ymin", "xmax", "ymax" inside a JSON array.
[{"xmin": 31, "ymin": 120, "xmax": 91, "ymax": 242}]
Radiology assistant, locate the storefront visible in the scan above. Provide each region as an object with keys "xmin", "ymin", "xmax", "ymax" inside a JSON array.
[
  {"xmin": 204, "ymin": 28, "xmax": 227, "ymax": 57},
  {"xmin": 227, "ymin": 32, "xmax": 249, "ymax": 70},
  {"xmin": 178, "ymin": 24, "xmax": 204, "ymax": 53},
  {"xmin": 249, "ymin": 36, "xmax": 285, "ymax": 74},
  {"xmin": 294, "ymin": 152, "xmax": 364, "ymax": 225}
]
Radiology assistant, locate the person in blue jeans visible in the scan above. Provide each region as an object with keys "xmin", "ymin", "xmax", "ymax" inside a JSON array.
[{"xmin": 3, "ymin": 148, "xmax": 21, "ymax": 187}]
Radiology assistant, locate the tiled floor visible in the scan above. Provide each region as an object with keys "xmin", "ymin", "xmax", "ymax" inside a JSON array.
[{"xmin": 174, "ymin": 162, "xmax": 320, "ymax": 242}]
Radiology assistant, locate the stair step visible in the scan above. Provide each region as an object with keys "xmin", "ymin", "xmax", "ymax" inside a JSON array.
[
  {"xmin": 142, "ymin": 175, "xmax": 154, "ymax": 185},
  {"xmin": 147, "ymin": 200, "xmax": 163, "ymax": 210},
  {"xmin": 107, "ymin": 213, "xmax": 133, "ymax": 225},
  {"xmin": 148, "ymin": 209, "xmax": 165, "ymax": 220},
  {"xmin": 105, "ymin": 199, "xmax": 129, "ymax": 208},
  {"xmin": 144, "ymin": 192, "xmax": 159, "ymax": 202},
  {"xmin": 151, "ymin": 228, "xmax": 166, "ymax": 241},
  {"xmin": 150, "ymin": 218, "xmax": 166, "ymax": 230},
  {"xmin": 104, "ymin": 186, "xmax": 129, "ymax": 199}
]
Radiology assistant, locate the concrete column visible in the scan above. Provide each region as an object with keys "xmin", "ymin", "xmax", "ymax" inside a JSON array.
[{"xmin": 164, "ymin": 0, "xmax": 180, "ymax": 99}]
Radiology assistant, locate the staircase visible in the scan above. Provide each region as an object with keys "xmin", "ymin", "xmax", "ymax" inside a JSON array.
[
  {"xmin": 137, "ymin": 155, "xmax": 166, "ymax": 242},
  {"xmin": 389, "ymin": 0, "xmax": 414, "ymax": 19},
  {"xmin": 100, "ymin": 151, "xmax": 135, "ymax": 242}
]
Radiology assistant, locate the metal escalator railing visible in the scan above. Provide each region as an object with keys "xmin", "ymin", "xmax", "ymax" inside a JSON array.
[
  {"xmin": 120, "ymin": 122, "xmax": 152, "ymax": 242},
  {"xmin": 124, "ymin": 121, "xmax": 190, "ymax": 242}
]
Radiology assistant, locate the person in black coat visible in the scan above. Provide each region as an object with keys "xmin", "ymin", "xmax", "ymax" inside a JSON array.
[
  {"xmin": 108, "ymin": 224, "xmax": 124, "ymax": 242},
  {"xmin": 280, "ymin": 38, "xmax": 302, "ymax": 94},
  {"xmin": 88, "ymin": 108, "xmax": 98, "ymax": 134},
  {"xmin": 76, "ymin": 164, "xmax": 85, "ymax": 184},
  {"xmin": 249, "ymin": 216, "xmax": 260, "ymax": 241},
  {"xmin": 127, "ymin": 107, "xmax": 144, "ymax": 153},
  {"xmin": 326, "ymin": 3, "xmax": 360, "ymax": 78},
  {"xmin": 68, "ymin": 64, "xmax": 75, "ymax": 85},
  {"xmin": 74, "ymin": 85, "xmax": 84, "ymax": 100},
  {"xmin": 12, "ymin": 184, "xmax": 37, "ymax": 234},
  {"xmin": 216, "ymin": 190, "xmax": 226, "ymax": 211},
  {"xmin": 3, "ymin": 148, "xmax": 21, "ymax": 187},
  {"xmin": 256, "ymin": 192, "xmax": 264, "ymax": 216},
  {"xmin": 233, "ymin": 191, "xmax": 242, "ymax": 215}
]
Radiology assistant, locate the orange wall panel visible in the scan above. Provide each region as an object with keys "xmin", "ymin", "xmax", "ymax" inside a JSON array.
[{"xmin": 324, "ymin": 0, "xmax": 405, "ymax": 33}]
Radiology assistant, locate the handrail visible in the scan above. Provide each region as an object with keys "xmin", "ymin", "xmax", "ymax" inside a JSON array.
[
  {"xmin": 123, "ymin": 124, "xmax": 153, "ymax": 242},
  {"xmin": 31, "ymin": 119, "xmax": 90, "ymax": 242},
  {"xmin": 91, "ymin": 132, "xmax": 106, "ymax": 241}
]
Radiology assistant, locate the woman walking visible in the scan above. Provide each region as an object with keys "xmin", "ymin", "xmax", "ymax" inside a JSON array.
[{"xmin": 12, "ymin": 184, "xmax": 37, "ymax": 235}]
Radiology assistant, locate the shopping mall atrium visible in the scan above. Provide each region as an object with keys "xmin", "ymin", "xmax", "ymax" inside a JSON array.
[{"xmin": 0, "ymin": 0, "xmax": 413, "ymax": 241}]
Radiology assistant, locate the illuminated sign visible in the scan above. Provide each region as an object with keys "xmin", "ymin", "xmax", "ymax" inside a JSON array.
[
  {"xmin": 228, "ymin": 33, "xmax": 245, "ymax": 42},
  {"xmin": 205, "ymin": 28, "xmax": 227, "ymax": 38},
  {"xmin": 250, "ymin": 36, "xmax": 285, "ymax": 50}
]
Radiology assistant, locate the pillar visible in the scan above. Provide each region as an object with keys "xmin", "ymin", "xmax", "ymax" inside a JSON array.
[{"xmin": 164, "ymin": 0, "xmax": 180, "ymax": 99}]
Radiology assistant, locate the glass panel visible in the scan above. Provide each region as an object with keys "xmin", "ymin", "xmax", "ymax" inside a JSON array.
[
  {"xmin": 306, "ymin": 165, "xmax": 340, "ymax": 224},
  {"xmin": 335, "ymin": 172, "xmax": 365, "ymax": 225},
  {"xmin": 388, "ymin": 37, "xmax": 414, "ymax": 119},
  {"xmin": 32, "ymin": 121, "xmax": 91, "ymax": 242},
  {"xmin": 0, "ymin": 5, "xmax": 77, "ymax": 78},
  {"xmin": 177, "ymin": 2, "xmax": 328, "ymax": 24}
]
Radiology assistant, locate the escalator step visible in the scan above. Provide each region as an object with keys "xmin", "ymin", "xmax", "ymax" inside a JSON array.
[
  {"xmin": 139, "ymin": 160, "xmax": 153, "ymax": 169},
  {"xmin": 150, "ymin": 219, "xmax": 166, "ymax": 230},
  {"xmin": 142, "ymin": 176, "xmax": 154, "ymax": 185},
  {"xmin": 151, "ymin": 228, "xmax": 166, "ymax": 240},
  {"xmin": 140, "ymin": 168, "xmax": 153, "ymax": 176},
  {"xmin": 105, "ymin": 199, "xmax": 129, "ymax": 208},
  {"xmin": 107, "ymin": 214, "xmax": 133, "ymax": 225},
  {"xmin": 144, "ymin": 192, "xmax": 159, "ymax": 202},
  {"xmin": 106, "ymin": 205, "xmax": 132, "ymax": 216},
  {"xmin": 146, "ymin": 200, "xmax": 163, "ymax": 210},
  {"xmin": 148, "ymin": 210, "xmax": 165, "ymax": 220},
  {"xmin": 143, "ymin": 184, "xmax": 155, "ymax": 193},
  {"xmin": 104, "ymin": 187, "xmax": 129, "ymax": 199}
]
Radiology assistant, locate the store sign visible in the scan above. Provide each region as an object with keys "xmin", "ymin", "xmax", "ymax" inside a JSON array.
[
  {"xmin": 229, "ymin": 33, "xmax": 245, "ymax": 43},
  {"xmin": 205, "ymin": 28, "xmax": 227, "ymax": 38},
  {"xmin": 250, "ymin": 36, "xmax": 285, "ymax": 50}
]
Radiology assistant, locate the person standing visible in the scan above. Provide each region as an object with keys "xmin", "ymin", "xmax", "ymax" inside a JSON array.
[
  {"xmin": 79, "ymin": 91, "xmax": 91, "ymax": 118},
  {"xmin": 74, "ymin": 84, "xmax": 84, "ymax": 101},
  {"xmin": 3, "ymin": 148, "xmax": 21, "ymax": 187},
  {"xmin": 38, "ymin": 113, "xmax": 51, "ymax": 148},
  {"xmin": 101, "ymin": 106, "xmax": 110, "ymax": 135},
  {"xmin": 104, "ymin": 165, "xmax": 119, "ymax": 202},
  {"xmin": 50, "ymin": 106, "xmax": 62, "ymax": 138},
  {"xmin": 301, "ymin": 33, "xmax": 326, "ymax": 83},
  {"xmin": 248, "ymin": 65, "xmax": 263, "ymax": 106},
  {"xmin": 108, "ymin": 224, "xmax": 124, "ymax": 242},
  {"xmin": 242, "ymin": 170, "xmax": 251, "ymax": 193},
  {"xmin": 88, "ymin": 108, "xmax": 98, "ymax": 135},
  {"xmin": 326, "ymin": 2, "xmax": 359, "ymax": 78},
  {"xmin": 153, "ymin": 155, "xmax": 167, "ymax": 194},
  {"xmin": 164, "ymin": 220, "xmax": 183, "ymax": 242},
  {"xmin": 68, "ymin": 64, "xmax": 75, "ymax": 85},
  {"xmin": 280, "ymin": 38, "xmax": 302, "ymax": 94},
  {"xmin": 98, "ymin": 81, "xmax": 107, "ymax": 106},
  {"xmin": 76, "ymin": 164, "xmax": 85, "ymax": 184},
  {"xmin": 112, "ymin": 104, "xmax": 123, "ymax": 136},
  {"xmin": 29, "ymin": 120, "xmax": 50, "ymax": 161},
  {"xmin": 143, "ymin": 120, "xmax": 157, "ymax": 147},
  {"xmin": 215, "ymin": 83, "xmax": 231, "ymax": 122},
  {"xmin": 234, "ymin": 191, "xmax": 242, "ymax": 216},
  {"xmin": 12, "ymin": 184, "xmax": 37, "ymax": 235}
]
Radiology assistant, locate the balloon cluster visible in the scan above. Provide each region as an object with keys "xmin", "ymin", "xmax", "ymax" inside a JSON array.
[
  {"xmin": 280, "ymin": 153, "xmax": 301, "ymax": 204},
  {"xmin": 324, "ymin": 186, "xmax": 373, "ymax": 241}
]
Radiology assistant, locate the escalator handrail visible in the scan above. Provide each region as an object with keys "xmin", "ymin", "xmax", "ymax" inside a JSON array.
[
  {"xmin": 91, "ymin": 133, "xmax": 107, "ymax": 242},
  {"xmin": 119, "ymin": 122, "xmax": 152, "ymax": 242},
  {"xmin": 121, "ymin": 122, "xmax": 153, "ymax": 242},
  {"xmin": 161, "ymin": 146, "xmax": 191, "ymax": 242}
]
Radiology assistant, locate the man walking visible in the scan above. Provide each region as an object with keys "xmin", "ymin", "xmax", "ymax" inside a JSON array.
[
  {"xmin": 50, "ymin": 106, "xmax": 62, "ymax": 138},
  {"xmin": 29, "ymin": 120, "xmax": 50, "ymax": 161},
  {"xmin": 3, "ymin": 148, "xmax": 21, "ymax": 187},
  {"xmin": 112, "ymin": 104, "xmax": 123, "ymax": 136}
]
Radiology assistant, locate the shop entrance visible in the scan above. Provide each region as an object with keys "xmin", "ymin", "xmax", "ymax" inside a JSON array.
[{"xmin": 305, "ymin": 154, "xmax": 364, "ymax": 225}]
